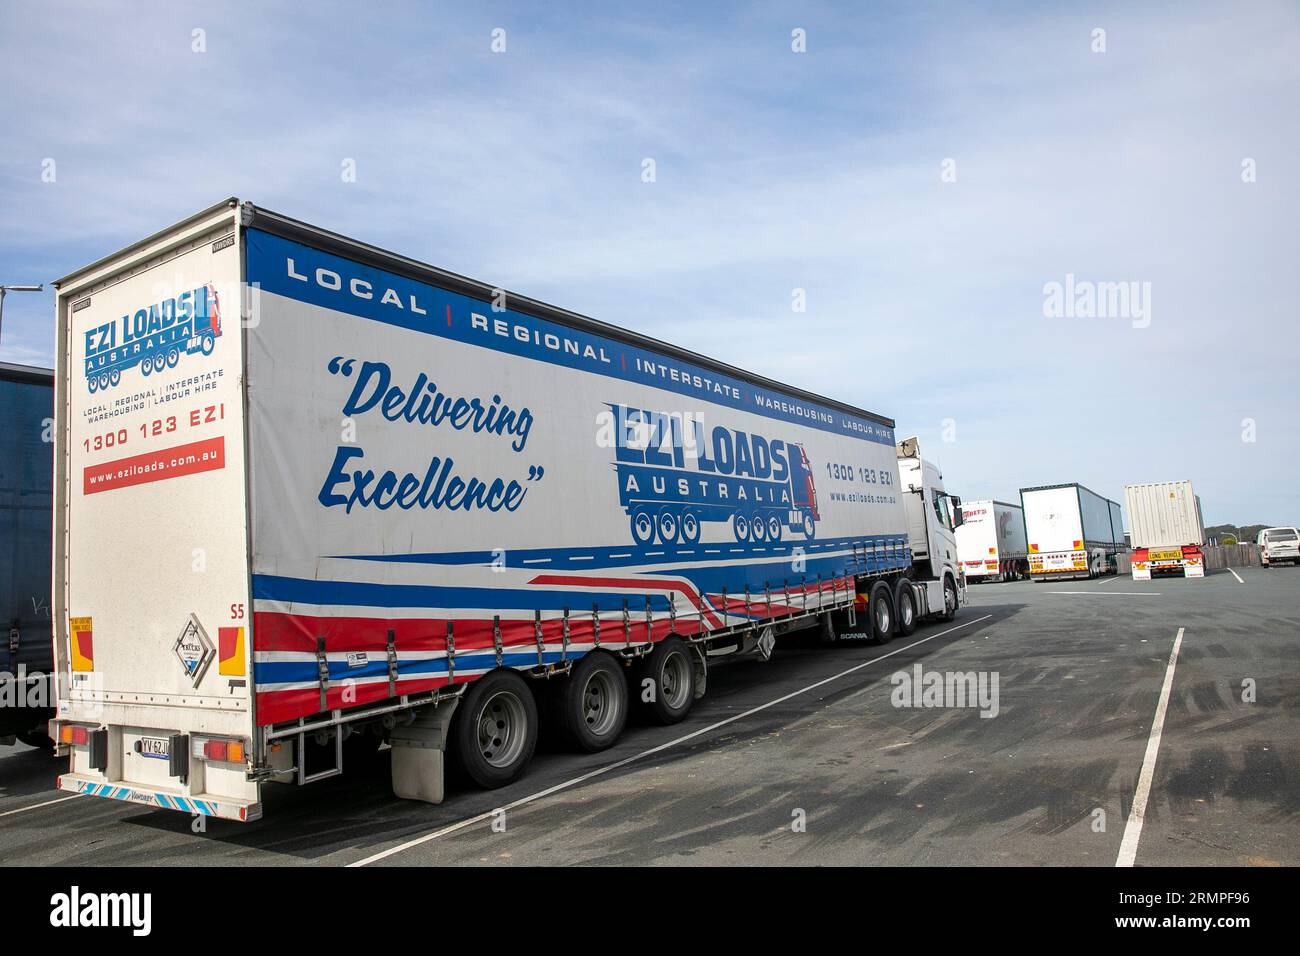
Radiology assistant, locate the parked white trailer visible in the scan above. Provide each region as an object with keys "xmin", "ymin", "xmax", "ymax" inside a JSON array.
[
  {"xmin": 1125, "ymin": 480, "xmax": 1205, "ymax": 579},
  {"xmin": 956, "ymin": 499, "xmax": 1028, "ymax": 582},
  {"xmin": 49, "ymin": 199, "xmax": 966, "ymax": 821},
  {"xmin": 1020, "ymin": 483, "xmax": 1124, "ymax": 580}
]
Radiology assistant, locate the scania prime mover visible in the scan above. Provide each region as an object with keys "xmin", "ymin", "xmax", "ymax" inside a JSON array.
[
  {"xmin": 1020, "ymin": 483, "xmax": 1124, "ymax": 580},
  {"xmin": 956, "ymin": 499, "xmax": 1028, "ymax": 582},
  {"xmin": 49, "ymin": 199, "xmax": 965, "ymax": 821},
  {"xmin": 1125, "ymin": 480, "xmax": 1205, "ymax": 579}
]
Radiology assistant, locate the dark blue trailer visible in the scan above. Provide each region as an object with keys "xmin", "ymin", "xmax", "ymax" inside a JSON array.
[{"xmin": 0, "ymin": 362, "xmax": 54, "ymax": 746}]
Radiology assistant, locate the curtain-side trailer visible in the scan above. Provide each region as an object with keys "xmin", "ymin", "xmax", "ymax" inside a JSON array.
[
  {"xmin": 956, "ymin": 499, "xmax": 1028, "ymax": 582},
  {"xmin": 1020, "ymin": 483, "xmax": 1124, "ymax": 581},
  {"xmin": 49, "ymin": 199, "xmax": 965, "ymax": 821},
  {"xmin": 1124, "ymin": 480, "xmax": 1205, "ymax": 579},
  {"xmin": 1, "ymin": 362, "xmax": 55, "ymax": 747}
]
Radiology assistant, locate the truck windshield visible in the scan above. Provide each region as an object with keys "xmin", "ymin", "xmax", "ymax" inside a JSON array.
[{"xmin": 1266, "ymin": 529, "xmax": 1298, "ymax": 541}]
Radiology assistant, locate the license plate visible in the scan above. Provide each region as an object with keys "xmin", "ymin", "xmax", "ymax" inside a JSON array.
[
  {"xmin": 1150, "ymin": 549, "xmax": 1183, "ymax": 561},
  {"xmin": 139, "ymin": 736, "xmax": 170, "ymax": 760}
]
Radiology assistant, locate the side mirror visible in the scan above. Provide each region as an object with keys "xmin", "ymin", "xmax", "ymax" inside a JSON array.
[{"xmin": 949, "ymin": 496, "xmax": 964, "ymax": 529}]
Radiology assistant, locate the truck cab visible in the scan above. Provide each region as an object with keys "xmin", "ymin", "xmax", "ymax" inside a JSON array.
[{"xmin": 896, "ymin": 437, "xmax": 965, "ymax": 613}]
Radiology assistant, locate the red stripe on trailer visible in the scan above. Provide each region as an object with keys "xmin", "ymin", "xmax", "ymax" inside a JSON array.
[{"xmin": 528, "ymin": 573, "xmax": 723, "ymax": 630}]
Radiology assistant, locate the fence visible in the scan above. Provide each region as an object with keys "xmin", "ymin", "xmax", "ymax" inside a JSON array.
[{"xmin": 1202, "ymin": 543, "xmax": 1262, "ymax": 570}]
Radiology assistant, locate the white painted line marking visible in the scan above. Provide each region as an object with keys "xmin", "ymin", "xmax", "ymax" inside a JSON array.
[
  {"xmin": 348, "ymin": 613, "xmax": 994, "ymax": 867},
  {"xmin": 1116, "ymin": 626, "xmax": 1184, "ymax": 868},
  {"xmin": 1227, "ymin": 568, "xmax": 1244, "ymax": 584},
  {"xmin": 0, "ymin": 794, "xmax": 83, "ymax": 818},
  {"xmin": 1047, "ymin": 591, "xmax": 1161, "ymax": 596},
  {"xmin": 609, "ymin": 553, "xmax": 631, "ymax": 559},
  {"xmin": 521, "ymin": 558, "xmax": 550, "ymax": 565}
]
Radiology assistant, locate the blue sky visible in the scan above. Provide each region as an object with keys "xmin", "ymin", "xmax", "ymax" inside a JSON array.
[{"xmin": 2, "ymin": 1, "xmax": 1297, "ymax": 526}]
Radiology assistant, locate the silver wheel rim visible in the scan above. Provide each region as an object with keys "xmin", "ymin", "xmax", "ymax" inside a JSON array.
[
  {"xmin": 476, "ymin": 689, "xmax": 528, "ymax": 768},
  {"xmin": 902, "ymin": 595, "xmax": 913, "ymax": 626},
  {"xmin": 581, "ymin": 668, "xmax": 623, "ymax": 737},
  {"xmin": 945, "ymin": 583, "xmax": 956, "ymax": 613},
  {"xmin": 659, "ymin": 649, "xmax": 691, "ymax": 710},
  {"xmin": 876, "ymin": 600, "xmax": 890, "ymax": 633}
]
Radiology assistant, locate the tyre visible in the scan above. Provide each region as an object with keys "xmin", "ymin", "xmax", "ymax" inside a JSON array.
[
  {"xmin": 140, "ymin": 358, "xmax": 152, "ymax": 377},
  {"xmin": 98, "ymin": 371, "xmax": 110, "ymax": 390},
  {"xmin": 166, "ymin": 347, "xmax": 180, "ymax": 368},
  {"xmin": 87, "ymin": 375, "xmax": 98, "ymax": 393},
  {"xmin": 894, "ymin": 580, "xmax": 917, "ymax": 636},
  {"xmin": 15, "ymin": 730, "xmax": 54, "ymax": 750},
  {"xmin": 200, "ymin": 334, "xmax": 215, "ymax": 356},
  {"xmin": 680, "ymin": 511, "xmax": 701, "ymax": 544},
  {"xmin": 451, "ymin": 670, "xmax": 538, "ymax": 788},
  {"xmin": 152, "ymin": 353, "xmax": 167, "ymax": 373},
  {"xmin": 801, "ymin": 512, "xmax": 816, "ymax": 539},
  {"xmin": 752, "ymin": 513, "xmax": 768, "ymax": 542},
  {"xmin": 553, "ymin": 653, "xmax": 628, "ymax": 752},
  {"xmin": 634, "ymin": 636, "xmax": 695, "ymax": 725},
  {"xmin": 869, "ymin": 582, "xmax": 894, "ymax": 645},
  {"xmin": 732, "ymin": 513, "xmax": 750, "ymax": 542},
  {"xmin": 766, "ymin": 513, "xmax": 782, "ymax": 542},
  {"xmin": 109, "ymin": 369, "xmax": 121, "ymax": 387},
  {"xmin": 631, "ymin": 507, "xmax": 655, "ymax": 546},
  {"xmin": 940, "ymin": 574, "xmax": 959, "ymax": 621}
]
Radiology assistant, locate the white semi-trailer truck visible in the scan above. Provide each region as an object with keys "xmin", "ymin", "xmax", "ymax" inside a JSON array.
[
  {"xmin": 48, "ymin": 199, "xmax": 965, "ymax": 821},
  {"xmin": 1124, "ymin": 480, "xmax": 1205, "ymax": 579},
  {"xmin": 956, "ymin": 499, "xmax": 1028, "ymax": 582},
  {"xmin": 1020, "ymin": 483, "xmax": 1124, "ymax": 581}
]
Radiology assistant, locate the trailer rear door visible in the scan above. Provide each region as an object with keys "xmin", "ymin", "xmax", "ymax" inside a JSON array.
[{"xmin": 52, "ymin": 201, "xmax": 258, "ymax": 820}]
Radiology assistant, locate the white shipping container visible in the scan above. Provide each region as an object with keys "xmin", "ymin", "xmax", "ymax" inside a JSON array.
[
  {"xmin": 1124, "ymin": 481, "xmax": 1205, "ymax": 549},
  {"xmin": 956, "ymin": 500, "xmax": 1027, "ymax": 579}
]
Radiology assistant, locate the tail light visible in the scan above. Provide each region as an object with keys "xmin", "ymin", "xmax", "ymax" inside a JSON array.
[
  {"xmin": 59, "ymin": 724, "xmax": 90, "ymax": 746},
  {"xmin": 191, "ymin": 735, "xmax": 247, "ymax": 764}
]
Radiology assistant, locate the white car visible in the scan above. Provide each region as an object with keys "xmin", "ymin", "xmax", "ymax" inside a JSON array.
[{"xmin": 1257, "ymin": 527, "xmax": 1300, "ymax": 566}]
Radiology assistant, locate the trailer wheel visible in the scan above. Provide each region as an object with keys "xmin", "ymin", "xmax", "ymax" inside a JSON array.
[
  {"xmin": 940, "ymin": 574, "xmax": 959, "ymax": 621},
  {"xmin": 658, "ymin": 510, "xmax": 681, "ymax": 544},
  {"xmin": 801, "ymin": 513, "xmax": 816, "ymax": 539},
  {"xmin": 553, "ymin": 652, "xmax": 628, "ymax": 752},
  {"xmin": 87, "ymin": 375, "xmax": 98, "ymax": 393},
  {"xmin": 733, "ymin": 513, "xmax": 751, "ymax": 542},
  {"xmin": 140, "ymin": 358, "xmax": 152, "ymax": 377},
  {"xmin": 869, "ymin": 582, "xmax": 894, "ymax": 645},
  {"xmin": 894, "ymin": 580, "xmax": 917, "ymax": 636},
  {"xmin": 16, "ymin": 730, "xmax": 54, "ymax": 750},
  {"xmin": 451, "ymin": 670, "xmax": 538, "ymax": 788},
  {"xmin": 98, "ymin": 371, "xmax": 110, "ymax": 390},
  {"xmin": 109, "ymin": 369, "xmax": 121, "ymax": 387},
  {"xmin": 680, "ymin": 511, "xmax": 701, "ymax": 544},
  {"xmin": 752, "ymin": 513, "xmax": 769, "ymax": 542},
  {"xmin": 166, "ymin": 347, "xmax": 180, "ymax": 368},
  {"xmin": 631, "ymin": 508, "xmax": 656, "ymax": 546},
  {"xmin": 766, "ymin": 513, "xmax": 783, "ymax": 542},
  {"xmin": 634, "ymin": 636, "xmax": 695, "ymax": 724}
]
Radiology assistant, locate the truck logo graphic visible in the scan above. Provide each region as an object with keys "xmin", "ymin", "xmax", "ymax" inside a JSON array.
[
  {"xmin": 83, "ymin": 283, "xmax": 223, "ymax": 393},
  {"xmin": 609, "ymin": 403, "xmax": 821, "ymax": 545}
]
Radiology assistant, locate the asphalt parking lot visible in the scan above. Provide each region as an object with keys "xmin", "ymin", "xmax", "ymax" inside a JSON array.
[{"xmin": 3, "ymin": 566, "xmax": 1296, "ymax": 867}]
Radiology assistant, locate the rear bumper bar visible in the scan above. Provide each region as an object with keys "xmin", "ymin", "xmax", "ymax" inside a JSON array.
[{"xmin": 57, "ymin": 772, "xmax": 261, "ymax": 822}]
